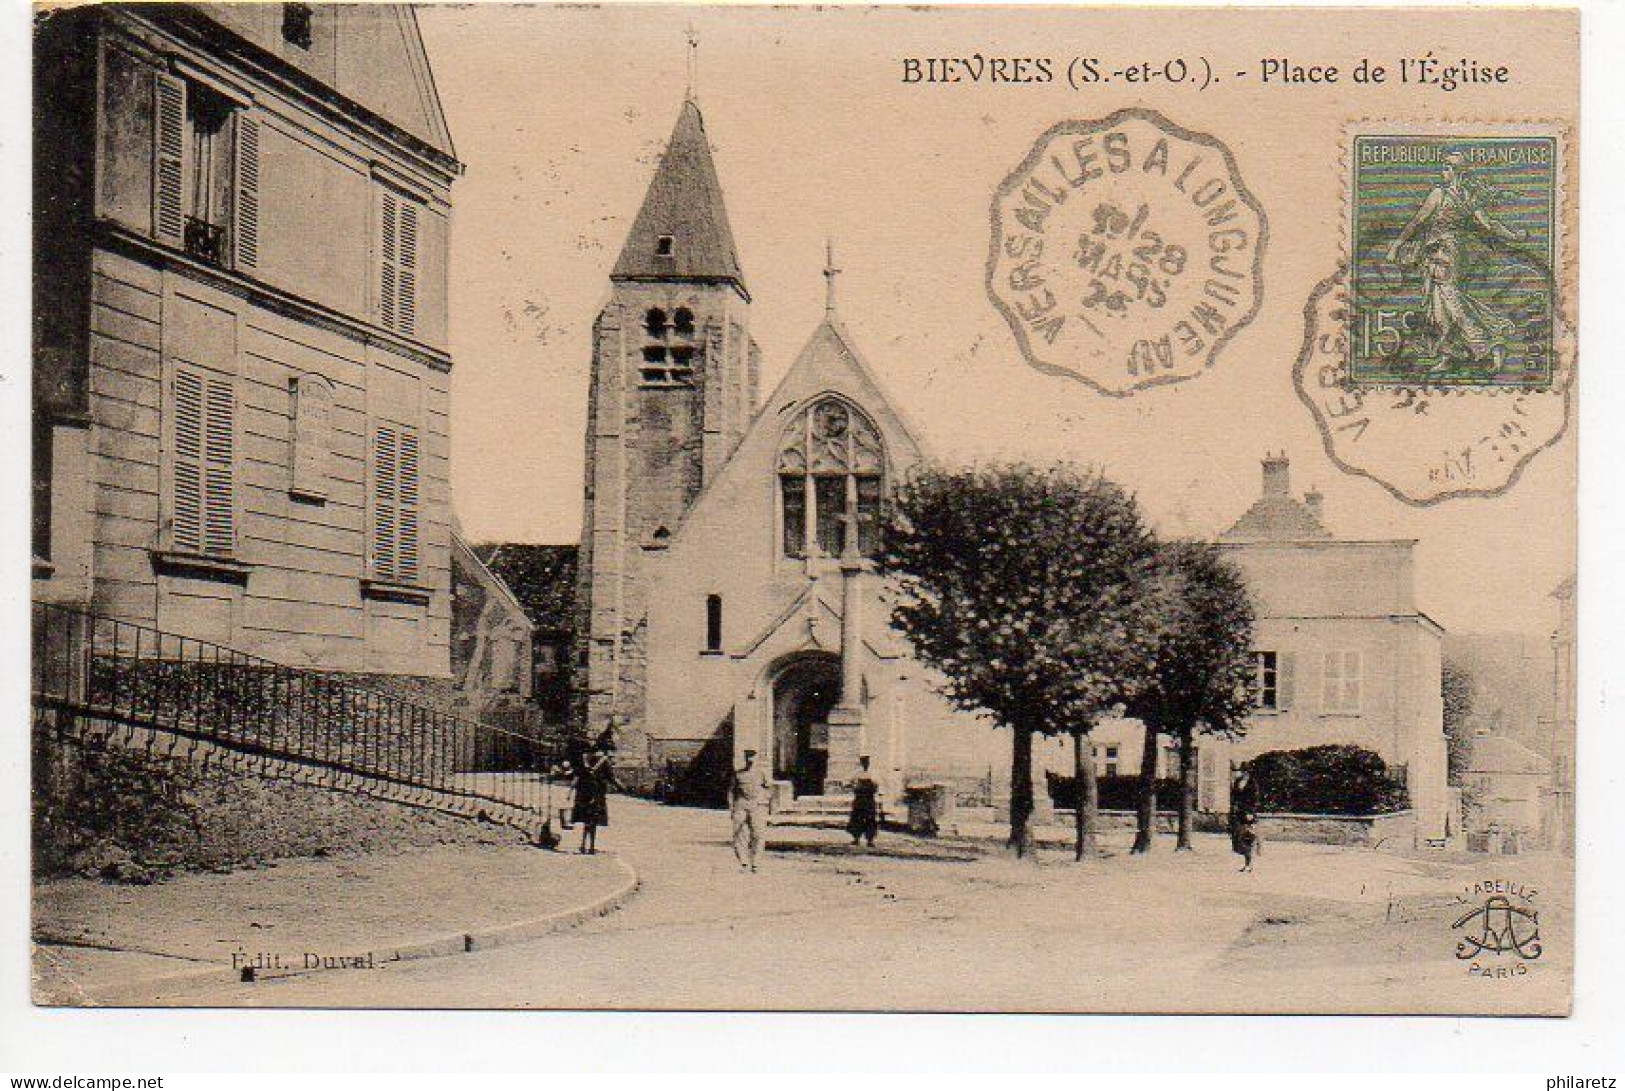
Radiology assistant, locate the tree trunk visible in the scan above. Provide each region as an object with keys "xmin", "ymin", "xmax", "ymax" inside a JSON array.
[
  {"xmin": 1176, "ymin": 728, "xmax": 1196, "ymax": 851},
  {"xmin": 1131, "ymin": 721, "xmax": 1159, "ymax": 854},
  {"xmin": 1009, "ymin": 725, "xmax": 1036, "ymax": 858},
  {"xmin": 1074, "ymin": 728, "xmax": 1099, "ymax": 860}
]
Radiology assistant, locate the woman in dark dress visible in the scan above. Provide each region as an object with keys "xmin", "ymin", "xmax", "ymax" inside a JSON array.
[
  {"xmin": 1229, "ymin": 767, "xmax": 1260, "ymax": 873},
  {"xmin": 847, "ymin": 756, "xmax": 881, "ymax": 849},
  {"xmin": 571, "ymin": 742, "xmax": 616, "ymax": 854}
]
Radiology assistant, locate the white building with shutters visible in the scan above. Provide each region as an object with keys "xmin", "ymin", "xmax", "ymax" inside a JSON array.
[
  {"xmin": 1212, "ymin": 455, "xmax": 1449, "ymax": 837},
  {"xmin": 33, "ymin": 4, "xmax": 462, "ymax": 679}
]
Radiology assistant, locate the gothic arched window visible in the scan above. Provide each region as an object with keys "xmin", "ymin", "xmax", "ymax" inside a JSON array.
[{"xmin": 777, "ymin": 397, "xmax": 884, "ymax": 559}]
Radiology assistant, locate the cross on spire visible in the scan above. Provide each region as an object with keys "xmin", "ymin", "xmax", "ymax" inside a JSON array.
[
  {"xmin": 685, "ymin": 22, "xmax": 699, "ymax": 101},
  {"xmin": 823, "ymin": 239, "xmax": 842, "ymax": 314}
]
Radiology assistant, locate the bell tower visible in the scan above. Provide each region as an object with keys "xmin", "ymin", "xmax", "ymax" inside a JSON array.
[{"xmin": 576, "ymin": 96, "xmax": 760, "ymax": 775}]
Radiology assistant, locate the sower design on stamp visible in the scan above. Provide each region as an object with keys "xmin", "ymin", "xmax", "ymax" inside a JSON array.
[
  {"xmin": 987, "ymin": 107, "xmax": 1266, "ymax": 397},
  {"xmin": 1350, "ymin": 134, "xmax": 1557, "ymax": 389}
]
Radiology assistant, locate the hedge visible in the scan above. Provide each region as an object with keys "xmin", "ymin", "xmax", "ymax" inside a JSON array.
[
  {"xmin": 1243, "ymin": 745, "xmax": 1409, "ymax": 815},
  {"xmin": 1045, "ymin": 770, "xmax": 1184, "ymax": 811}
]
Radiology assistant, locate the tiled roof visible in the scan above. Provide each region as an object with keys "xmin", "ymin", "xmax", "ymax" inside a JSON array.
[
  {"xmin": 611, "ymin": 99, "xmax": 746, "ymax": 293},
  {"xmin": 1219, "ymin": 495, "xmax": 1333, "ymax": 542}
]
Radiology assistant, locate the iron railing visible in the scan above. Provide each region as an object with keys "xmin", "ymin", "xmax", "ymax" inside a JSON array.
[{"xmin": 31, "ymin": 601, "xmax": 563, "ymax": 838}]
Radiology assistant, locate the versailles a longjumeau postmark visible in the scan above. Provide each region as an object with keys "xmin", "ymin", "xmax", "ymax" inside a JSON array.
[
  {"xmin": 1297, "ymin": 123, "xmax": 1574, "ymax": 504},
  {"xmin": 987, "ymin": 108, "xmax": 1266, "ymax": 396}
]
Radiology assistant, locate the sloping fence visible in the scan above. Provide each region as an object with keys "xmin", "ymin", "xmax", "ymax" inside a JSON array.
[{"xmin": 32, "ymin": 601, "xmax": 561, "ymax": 837}]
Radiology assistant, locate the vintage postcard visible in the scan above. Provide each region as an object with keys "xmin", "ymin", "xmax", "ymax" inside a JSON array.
[{"xmin": 28, "ymin": 3, "xmax": 1577, "ymax": 1015}]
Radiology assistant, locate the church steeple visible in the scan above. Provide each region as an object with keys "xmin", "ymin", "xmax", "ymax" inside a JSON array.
[{"xmin": 611, "ymin": 99, "xmax": 748, "ymax": 298}]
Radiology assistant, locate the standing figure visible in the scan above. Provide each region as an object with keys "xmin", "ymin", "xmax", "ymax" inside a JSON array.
[
  {"xmin": 1229, "ymin": 767, "xmax": 1261, "ymax": 873},
  {"xmin": 729, "ymin": 748, "xmax": 772, "ymax": 872},
  {"xmin": 847, "ymin": 755, "xmax": 882, "ymax": 849},
  {"xmin": 571, "ymin": 740, "xmax": 616, "ymax": 855},
  {"xmin": 1384, "ymin": 150, "xmax": 1525, "ymax": 369}
]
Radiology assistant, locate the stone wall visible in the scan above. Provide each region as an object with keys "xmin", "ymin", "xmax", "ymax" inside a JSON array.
[
  {"xmin": 32, "ymin": 722, "xmax": 521, "ymax": 884},
  {"xmin": 1254, "ymin": 809, "xmax": 1417, "ymax": 849}
]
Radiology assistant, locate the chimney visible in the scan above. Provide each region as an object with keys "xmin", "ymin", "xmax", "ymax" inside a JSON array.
[
  {"xmin": 1304, "ymin": 488, "xmax": 1324, "ymax": 523},
  {"xmin": 1262, "ymin": 452, "xmax": 1290, "ymax": 498}
]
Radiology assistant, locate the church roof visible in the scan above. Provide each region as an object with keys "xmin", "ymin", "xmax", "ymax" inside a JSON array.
[
  {"xmin": 612, "ymin": 99, "xmax": 747, "ymax": 295},
  {"xmin": 1219, "ymin": 455, "xmax": 1333, "ymax": 543}
]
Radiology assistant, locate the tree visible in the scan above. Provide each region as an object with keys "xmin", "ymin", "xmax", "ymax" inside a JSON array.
[
  {"xmin": 1441, "ymin": 659, "xmax": 1476, "ymax": 786},
  {"xmin": 1124, "ymin": 540, "xmax": 1255, "ymax": 852},
  {"xmin": 878, "ymin": 463, "xmax": 1163, "ymax": 859}
]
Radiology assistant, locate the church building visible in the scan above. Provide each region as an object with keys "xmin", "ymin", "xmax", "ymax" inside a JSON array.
[
  {"xmin": 576, "ymin": 96, "xmax": 1450, "ymax": 837},
  {"xmin": 575, "ymin": 97, "xmax": 990, "ymax": 798}
]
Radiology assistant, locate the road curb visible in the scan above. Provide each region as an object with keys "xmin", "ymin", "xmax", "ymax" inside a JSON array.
[{"xmin": 40, "ymin": 855, "xmax": 641, "ymax": 1006}]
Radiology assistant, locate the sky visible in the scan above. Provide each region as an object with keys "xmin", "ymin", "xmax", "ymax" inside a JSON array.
[{"xmin": 415, "ymin": 5, "xmax": 1575, "ymax": 639}]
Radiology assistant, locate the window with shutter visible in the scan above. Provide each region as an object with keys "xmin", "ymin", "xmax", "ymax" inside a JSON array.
[
  {"xmin": 1321, "ymin": 650, "xmax": 1363, "ymax": 713},
  {"xmin": 171, "ymin": 369, "xmax": 205, "ymax": 552},
  {"xmin": 234, "ymin": 113, "xmax": 260, "ymax": 271},
  {"xmin": 397, "ymin": 428, "xmax": 420, "ymax": 582},
  {"xmin": 377, "ymin": 187, "xmax": 421, "ymax": 338},
  {"xmin": 170, "ymin": 366, "xmax": 235, "ymax": 557},
  {"xmin": 370, "ymin": 422, "xmax": 421, "ymax": 583},
  {"xmin": 153, "ymin": 72, "xmax": 187, "ymax": 247}
]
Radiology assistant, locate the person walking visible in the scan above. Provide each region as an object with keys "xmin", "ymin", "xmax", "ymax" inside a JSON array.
[
  {"xmin": 1229, "ymin": 766, "xmax": 1261, "ymax": 873},
  {"xmin": 729, "ymin": 748, "xmax": 772, "ymax": 872},
  {"xmin": 571, "ymin": 740, "xmax": 616, "ymax": 855},
  {"xmin": 847, "ymin": 755, "xmax": 882, "ymax": 849}
]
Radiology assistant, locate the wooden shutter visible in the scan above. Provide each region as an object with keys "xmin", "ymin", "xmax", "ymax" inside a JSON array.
[
  {"xmin": 372, "ymin": 424, "xmax": 399, "ymax": 579},
  {"xmin": 397, "ymin": 200, "xmax": 418, "ymax": 337},
  {"xmin": 202, "ymin": 377, "xmax": 236, "ymax": 556},
  {"xmin": 1277, "ymin": 651, "xmax": 1296, "ymax": 711},
  {"xmin": 397, "ymin": 427, "xmax": 420, "ymax": 581},
  {"xmin": 171, "ymin": 368, "xmax": 205, "ymax": 552},
  {"xmin": 153, "ymin": 71, "xmax": 187, "ymax": 246},
  {"xmin": 378, "ymin": 190, "xmax": 399, "ymax": 331},
  {"xmin": 377, "ymin": 188, "xmax": 420, "ymax": 338},
  {"xmin": 233, "ymin": 112, "xmax": 261, "ymax": 271}
]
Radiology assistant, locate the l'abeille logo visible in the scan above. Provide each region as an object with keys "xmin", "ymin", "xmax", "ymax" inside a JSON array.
[{"xmin": 1452, "ymin": 879, "xmax": 1542, "ymax": 977}]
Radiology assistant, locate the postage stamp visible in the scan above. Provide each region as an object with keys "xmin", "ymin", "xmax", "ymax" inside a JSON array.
[
  {"xmin": 1298, "ymin": 121, "xmax": 1574, "ymax": 506},
  {"xmin": 986, "ymin": 107, "xmax": 1265, "ymax": 397},
  {"xmin": 1348, "ymin": 130, "xmax": 1558, "ymax": 389}
]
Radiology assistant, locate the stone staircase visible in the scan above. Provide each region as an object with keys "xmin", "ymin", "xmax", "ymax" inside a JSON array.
[{"xmin": 769, "ymin": 790, "xmax": 858, "ymax": 828}]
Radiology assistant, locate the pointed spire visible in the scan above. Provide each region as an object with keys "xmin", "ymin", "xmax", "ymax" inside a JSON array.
[
  {"xmin": 823, "ymin": 239, "xmax": 842, "ymax": 314},
  {"xmin": 611, "ymin": 99, "xmax": 748, "ymax": 298}
]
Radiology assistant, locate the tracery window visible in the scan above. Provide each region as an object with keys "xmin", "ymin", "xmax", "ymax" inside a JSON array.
[{"xmin": 777, "ymin": 397, "xmax": 884, "ymax": 559}]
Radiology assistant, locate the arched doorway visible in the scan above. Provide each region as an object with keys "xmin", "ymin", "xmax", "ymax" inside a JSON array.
[{"xmin": 771, "ymin": 653, "xmax": 841, "ymax": 797}]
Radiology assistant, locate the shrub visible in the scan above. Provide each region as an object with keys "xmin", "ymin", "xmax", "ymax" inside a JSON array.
[
  {"xmin": 1046, "ymin": 770, "xmax": 1183, "ymax": 812},
  {"xmin": 1243, "ymin": 745, "xmax": 1409, "ymax": 815}
]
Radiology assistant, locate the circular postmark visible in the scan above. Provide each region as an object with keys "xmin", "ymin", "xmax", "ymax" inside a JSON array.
[
  {"xmin": 1296, "ymin": 265, "xmax": 1573, "ymax": 506},
  {"xmin": 987, "ymin": 107, "xmax": 1266, "ymax": 396}
]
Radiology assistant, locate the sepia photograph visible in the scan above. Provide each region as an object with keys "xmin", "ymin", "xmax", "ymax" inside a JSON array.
[{"xmin": 18, "ymin": 0, "xmax": 1596, "ymax": 1034}]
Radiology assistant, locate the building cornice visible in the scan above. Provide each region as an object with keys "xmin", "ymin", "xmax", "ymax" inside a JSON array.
[
  {"xmin": 101, "ymin": 223, "xmax": 454, "ymax": 374},
  {"xmin": 116, "ymin": 5, "xmax": 463, "ymax": 184}
]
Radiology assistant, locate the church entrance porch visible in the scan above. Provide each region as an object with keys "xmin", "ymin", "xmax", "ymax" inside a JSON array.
[{"xmin": 771, "ymin": 654, "xmax": 841, "ymax": 797}]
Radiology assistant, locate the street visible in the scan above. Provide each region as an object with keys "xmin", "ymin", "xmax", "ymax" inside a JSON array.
[{"xmin": 138, "ymin": 797, "xmax": 1571, "ymax": 1014}]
